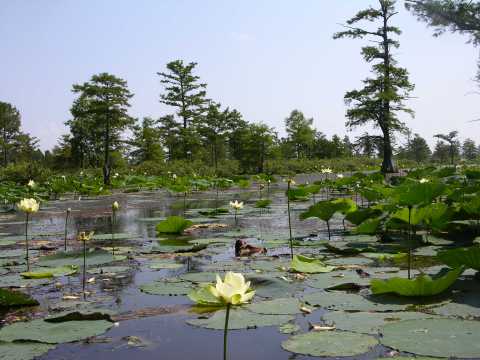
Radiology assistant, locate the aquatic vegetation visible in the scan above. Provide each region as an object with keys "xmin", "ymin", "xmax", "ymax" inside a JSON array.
[
  {"xmin": 229, "ymin": 200, "xmax": 243, "ymax": 225},
  {"xmin": 290, "ymin": 254, "xmax": 335, "ymax": 274},
  {"xmin": 371, "ymin": 266, "xmax": 463, "ymax": 297},
  {"xmin": 255, "ymin": 199, "xmax": 272, "ymax": 208},
  {"xmin": 156, "ymin": 216, "xmax": 193, "ymax": 234},
  {"xmin": 77, "ymin": 231, "xmax": 94, "ymax": 293},
  {"xmin": 17, "ymin": 198, "xmax": 39, "ymax": 271}
]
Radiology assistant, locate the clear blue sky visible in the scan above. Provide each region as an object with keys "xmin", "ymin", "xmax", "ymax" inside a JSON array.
[{"xmin": 1, "ymin": 0, "xmax": 478, "ymax": 151}]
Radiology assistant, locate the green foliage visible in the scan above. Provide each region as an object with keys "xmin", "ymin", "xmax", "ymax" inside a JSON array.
[
  {"xmin": 0, "ymin": 288, "xmax": 39, "ymax": 308},
  {"xmin": 156, "ymin": 216, "xmax": 193, "ymax": 234},
  {"xmin": 301, "ymin": 199, "xmax": 354, "ymax": 222},
  {"xmin": 437, "ymin": 246, "xmax": 480, "ymax": 270},
  {"xmin": 255, "ymin": 199, "xmax": 272, "ymax": 208},
  {"xmin": 290, "ymin": 255, "xmax": 335, "ymax": 273},
  {"xmin": 371, "ymin": 267, "xmax": 463, "ymax": 296}
]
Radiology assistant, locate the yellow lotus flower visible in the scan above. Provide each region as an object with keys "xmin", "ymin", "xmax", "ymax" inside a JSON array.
[
  {"xmin": 208, "ymin": 272, "xmax": 255, "ymax": 305},
  {"xmin": 112, "ymin": 201, "xmax": 120, "ymax": 211},
  {"xmin": 77, "ymin": 231, "xmax": 94, "ymax": 242},
  {"xmin": 18, "ymin": 198, "xmax": 39, "ymax": 213},
  {"xmin": 321, "ymin": 168, "xmax": 332, "ymax": 174},
  {"xmin": 229, "ymin": 200, "xmax": 244, "ymax": 210},
  {"xmin": 419, "ymin": 178, "xmax": 429, "ymax": 184},
  {"xmin": 27, "ymin": 180, "xmax": 35, "ymax": 188}
]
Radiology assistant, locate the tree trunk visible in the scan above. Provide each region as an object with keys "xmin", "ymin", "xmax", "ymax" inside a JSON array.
[
  {"xmin": 103, "ymin": 116, "xmax": 111, "ymax": 185},
  {"xmin": 381, "ymin": 131, "xmax": 396, "ymax": 173}
]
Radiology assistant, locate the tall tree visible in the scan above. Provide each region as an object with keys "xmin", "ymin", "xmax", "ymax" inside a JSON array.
[
  {"xmin": 284, "ymin": 110, "xmax": 316, "ymax": 159},
  {"xmin": 71, "ymin": 73, "xmax": 134, "ymax": 185},
  {"xmin": 158, "ymin": 115, "xmax": 182, "ymax": 161},
  {"xmin": 158, "ymin": 60, "xmax": 209, "ymax": 158},
  {"xmin": 462, "ymin": 138, "xmax": 478, "ymax": 160},
  {"xmin": 434, "ymin": 130, "xmax": 460, "ymax": 164},
  {"xmin": 334, "ymin": 0, "xmax": 415, "ymax": 174},
  {"xmin": 129, "ymin": 117, "xmax": 164, "ymax": 164},
  {"xmin": 0, "ymin": 102, "xmax": 22, "ymax": 167}
]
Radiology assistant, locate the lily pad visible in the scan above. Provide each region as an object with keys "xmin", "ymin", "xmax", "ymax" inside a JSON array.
[
  {"xmin": 249, "ymin": 274, "xmax": 305, "ymax": 299},
  {"xmin": 437, "ymin": 246, "xmax": 480, "ymax": 271},
  {"xmin": 278, "ymin": 323, "xmax": 300, "ymax": 334},
  {"xmin": 0, "ymin": 319, "xmax": 113, "ymax": 344},
  {"xmin": 140, "ymin": 280, "xmax": 193, "ymax": 296},
  {"xmin": 247, "ymin": 298, "xmax": 301, "ymax": 315},
  {"xmin": 306, "ymin": 271, "xmax": 371, "ymax": 290},
  {"xmin": 290, "ymin": 255, "xmax": 335, "ymax": 274},
  {"xmin": 380, "ymin": 318, "xmax": 480, "ymax": 358},
  {"xmin": 148, "ymin": 260, "xmax": 183, "ymax": 270},
  {"xmin": 179, "ymin": 272, "xmax": 218, "ymax": 283},
  {"xmin": 87, "ymin": 266, "xmax": 131, "ymax": 275},
  {"xmin": 281, "ymin": 331, "xmax": 378, "ymax": 357},
  {"xmin": 0, "ymin": 342, "xmax": 55, "ymax": 360},
  {"xmin": 322, "ymin": 311, "xmax": 442, "ymax": 335},
  {"xmin": 92, "ymin": 233, "xmax": 134, "ymax": 241},
  {"xmin": 187, "ymin": 308, "xmax": 293, "ymax": 330},
  {"xmin": 21, "ymin": 265, "xmax": 78, "ymax": 279},
  {"xmin": 326, "ymin": 256, "xmax": 374, "ymax": 266},
  {"xmin": 38, "ymin": 249, "xmax": 126, "ymax": 268}
]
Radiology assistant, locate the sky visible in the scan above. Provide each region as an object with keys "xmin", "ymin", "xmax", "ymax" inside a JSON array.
[{"xmin": 1, "ymin": 0, "xmax": 479, "ymax": 151}]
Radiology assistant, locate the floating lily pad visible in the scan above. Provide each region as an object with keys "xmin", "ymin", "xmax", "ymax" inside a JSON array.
[
  {"xmin": 380, "ymin": 318, "xmax": 480, "ymax": 358},
  {"xmin": 0, "ymin": 319, "xmax": 113, "ymax": 344},
  {"xmin": 322, "ymin": 311, "xmax": 442, "ymax": 335},
  {"xmin": 38, "ymin": 249, "xmax": 126, "ymax": 268},
  {"xmin": 303, "ymin": 291, "xmax": 410, "ymax": 312},
  {"xmin": 326, "ymin": 256, "xmax": 374, "ymax": 266},
  {"xmin": 201, "ymin": 260, "xmax": 248, "ymax": 272},
  {"xmin": 249, "ymin": 274, "xmax": 305, "ymax": 299},
  {"xmin": 21, "ymin": 265, "xmax": 78, "ymax": 279},
  {"xmin": 188, "ymin": 238, "xmax": 232, "ymax": 246},
  {"xmin": 247, "ymin": 298, "xmax": 301, "ymax": 315},
  {"xmin": 278, "ymin": 323, "xmax": 300, "ymax": 334},
  {"xmin": 0, "ymin": 274, "xmax": 51, "ymax": 288},
  {"xmin": 92, "ymin": 233, "xmax": 134, "ymax": 241},
  {"xmin": 187, "ymin": 308, "xmax": 293, "ymax": 330},
  {"xmin": 0, "ymin": 249, "xmax": 26, "ymax": 259},
  {"xmin": 281, "ymin": 331, "xmax": 378, "ymax": 357},
  {"xmin": 140, "ymin": 280, "xmax": 192, "ymax": 296},
  {"xmin": 290, "ymin": 255, "xmax": 334, "ymax": 274},
  {"xmin": 179, "ymin": 272, "xmax": 218, "ymax": 283},
  {"xmin": 0, "ymin": 342, "xmax": 55, "ymax": 360},
  {"xmin": 250, "ymin": 259, "xmax": 289, "ymax": 272},
  {"xmin": 306, "ymin": 271, "xmax": 370, "ymax": 290}
]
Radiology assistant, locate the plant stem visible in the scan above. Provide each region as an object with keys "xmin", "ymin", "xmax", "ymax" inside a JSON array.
[
  {"xmin": 408, "ymin": 205, "xmax": 412, "ymax": 280},
  {"xmin": 83, "ymin": 240, "xmax": 87, "ymax": 293},
  {"xmin": 326, "ymin": 220, "xmax": 331, "ymax": 240},
  {"xmin": 64, "ymin": 211, "xmax": 69, "ymax": 251},
  {"xmin": 234, "ymin": 209, "xmax": 237, "ymax": 226},
  {"xmin": 287, "ymin": 182, "xmax": 293, "ymax": 259},
  {"xmin": 111, "ymin": 210, "xmax": 115, "ymax": 256},
  {"xmin": 183, "ymin": 192, "xmax": 187, "ymax": 217},
  {"xmin": 223, "ymin": 303, "xmax": 231, "ymax": 360},
  {"xmin": 25, "ymin": 213, "xmax": 30, "ymax": 272}
]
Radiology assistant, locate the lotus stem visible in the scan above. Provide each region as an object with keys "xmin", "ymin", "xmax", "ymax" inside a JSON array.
[
  {"xmin": 64, "ymin": 211, "xmax": 69, "ymax": 251},
  {"xmin": 111, "ymin": 210, "xmax": 116, "ymax": 256},
  {"xmin": 287, "ymin": 182, "xmax": 293, "ymax": 259},
  {"xmin": 83, "ymin": 239, "xmax": 87, "ymax": 293},
  {"xmin": 326, "ymin": 220, "xmax": 331, "ymax": 241},
  {"xmin": 234, "ymin": 209, "xmax": 238, "ymax": 226},
  {"xmin": 408, "ymin": 205, "xmax": 412, "ymax": 280},
  {"xmin": 25, "ymin": 213, "xmax": 30, "ymax": 272},
  {"xmin": 223, "ymin": 303, "xmax": 231, "ymax": 360}
]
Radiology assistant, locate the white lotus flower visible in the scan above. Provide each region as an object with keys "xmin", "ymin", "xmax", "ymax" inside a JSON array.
[
  {"xmin": 172, "ymin": 173, "xmax": 177, "ymax": 180},
  {"xmin": 229, "ymin": 200, "xmax": 244, "ymax": 210},
  {"xmin": 337, "ymin": 174, "xmax": 344, "ymax": 179},
  {"xmin": 18, "ymin": 198, "xmax": 39, "ymax": 213},
  {"xmin": 77, "ymin": 231, "xmax": 94, "ymax": 242},
  {"xmin": 112, "ymin": 201, "xmax": 120, "ymax": 211},
  {"xmin": 419, "ymin": 178, "xmax": 429, "ymax": 184},
  {"xmin": 27, "ymin": 180, "xmax": 35, "ymax": 188},
  {"xmin": 208, "ymin": 272, "xmax": 255, "ymax": 305},
  {"xmin": 321, "ymin": 168, "xmax": 332, "ymax": 174}
]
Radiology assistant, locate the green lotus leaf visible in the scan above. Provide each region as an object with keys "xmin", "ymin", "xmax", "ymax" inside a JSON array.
[
  {"xmin": 371, "ymin": 267, "xmax": 463, "ymax": 297},
  {"xmin": 140, "ymin": 280, "xmax": 193, "ymax": 296},
  {"xmin": 290, "ymin": 255, "xmax": 335, "ymax": 274},
  {"xmin": 247, "ymin": 297, "xmax": 301, "ymax": 315},
  {"xmin": 38, "ymin": 249, "xmax": 125, "ymax": 268},
  {"xmin": 437, "ymin": 246, "xmax": 480, "ymax": 270},
  {"xmin": 187, "ymin": 284, "xmax": 222, "ymax": 306},
  {"xmin": 0, "ymin": 288, "xmax": 39, "ymax": 308},
  {"xmin": 282, "ymin": 331, "xmax": 378, "ymax": 357},
  {"xmin": 0, "ymin": 342, "xmax": 55, "ymax": 360},
  {"xmin": 156, "ymin": 216, "xmax": 193, "ymax": 234},
  {"xmin": 380, "ymin": 318, "xmax": 480, "ymax": 358},
  {"xmin": 21, "ymin": 265, "xmax": 78, "ymax": 279},
  {"xmin": 345, "ymin": 208, "xmax": 383, "ymax": 226}
]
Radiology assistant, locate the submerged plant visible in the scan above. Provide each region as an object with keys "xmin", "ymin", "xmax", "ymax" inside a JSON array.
[
  {"xmin": 229, "ymin": 200, "xmax": 243, "ymax": 226},
  {"xmin": 77, "ymin": 231, "xmax": 94, "ymax": 293},
  {"xmin": 192, "ymin": 272, "xmax": 255, "ymax": 360},
  {"xmin": 18, "ymin": 198, "xmax": 40, "ymax": 271}
]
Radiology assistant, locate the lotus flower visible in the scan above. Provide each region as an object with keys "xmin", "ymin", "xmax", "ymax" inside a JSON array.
[
  {"xmin": 419, "ymin": 178, "xmax": 429, "ymax": 184},
  {"xmin": 27, "ymin": 180, "xmax": 35, "ymax": 188},
  {"xmin": 18, "ymin": 198, "xmax": 39, "ymax": 213},
  {"xmin": 229, "ymin": 200, "xmax": 244, "ymax": 210},
  {"xmin": 208, "ymin": 272, "xmax": 255, "ymax": 305},
  {"xmin": 337, "ymin": 174, "xmax": 344, "ymax": 179},
  {"xmin": 112, "ymin": 201, "xmax": 120, "ymax": 211},
  {"xmin": 321, "ymin": 168, "xmax": 332, "ymax": 174}
]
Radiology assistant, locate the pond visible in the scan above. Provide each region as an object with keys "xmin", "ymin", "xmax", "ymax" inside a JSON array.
[{"xmin": 0, "ymin": 178, "xmax": 479, "ymax": 360}]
